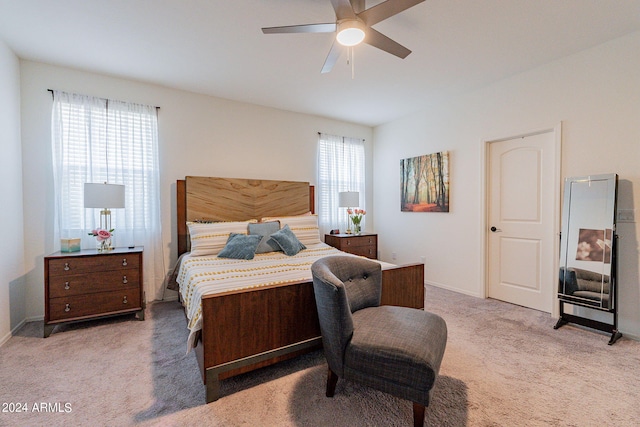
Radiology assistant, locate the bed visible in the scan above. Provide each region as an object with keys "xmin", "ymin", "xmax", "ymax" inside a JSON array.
[{"xmin": 174, "ymin": 176, "xmax": 425, "ymax": 403}]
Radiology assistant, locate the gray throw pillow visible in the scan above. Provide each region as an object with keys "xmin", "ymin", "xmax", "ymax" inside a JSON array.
[
  {"xmin": 217, "ymin": 233, "xmax": 262, "ymax": 260},
  {"xmin": 248, "ymin": 221, "xmax": 281, "ymax": 253},
  {"xmin": 269, "ymin": 224, "xmax": 306, "ymax": 256}
]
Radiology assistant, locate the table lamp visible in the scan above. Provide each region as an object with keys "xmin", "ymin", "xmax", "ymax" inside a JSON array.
[
  {"xmin": 338, "ymin": 191, "xmax": 359, "ymax": 234},
  {"xmin": 84, "ymin": 182, "xmax": 125, "ymax": 232}
]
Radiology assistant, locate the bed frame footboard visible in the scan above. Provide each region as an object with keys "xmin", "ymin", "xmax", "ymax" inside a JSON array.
[
  {"xmin": 381, "ymin": 263, "xmax": 425, "ymax": 309},
  {"xmin": 199, "ymin": 279, "xmax": 322, "ymax": 401}
]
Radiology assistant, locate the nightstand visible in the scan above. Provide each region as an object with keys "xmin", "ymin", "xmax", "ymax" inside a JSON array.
[
  {"xmin": 324, "ymin": 233, "xmax": 378, "ymax": 259},
  {"xmin": 44, "ymin": 247, "xmax": 144, "ymax": 337}
]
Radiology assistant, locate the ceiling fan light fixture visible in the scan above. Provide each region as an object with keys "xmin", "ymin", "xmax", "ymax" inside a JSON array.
[{"xmin": 336, "ymin": 20, "xmax": 366, "ymax": 46}]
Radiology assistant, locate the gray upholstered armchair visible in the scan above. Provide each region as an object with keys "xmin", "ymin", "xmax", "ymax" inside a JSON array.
[{"xmin": 311, "ymin": 256, "xmax": 447, "ymax": 427}]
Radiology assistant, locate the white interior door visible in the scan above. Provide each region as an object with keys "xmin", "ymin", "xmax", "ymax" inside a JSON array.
[{"xmin": 487, "ymin": 131, "xmax": 557, "ymax": 312}]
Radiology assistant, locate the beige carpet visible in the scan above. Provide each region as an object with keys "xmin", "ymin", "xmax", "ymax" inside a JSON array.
[{"xmin": 1, "ymin": 285, "xmax": 639, "ymax": 426}]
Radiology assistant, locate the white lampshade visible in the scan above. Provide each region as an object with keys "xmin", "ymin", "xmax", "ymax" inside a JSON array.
[
  {"xmin": 84, "ymin": 183, "xmax": 125, "ymax": 233},
  {"xmin": 84, "ymin": 183, "xmax": 125, "ymax": 209},
  {"xmin": 336, "ymin": 20, "xmax": 366, "ymax": 46},
  {"xmin": 339, "ymin": 191, "xmax": 360, "ymax": 207}
]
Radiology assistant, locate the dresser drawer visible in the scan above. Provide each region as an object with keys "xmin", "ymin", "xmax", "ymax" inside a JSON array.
[
  {"xmin": 48, "ymin": 253, "xmax": 140, "ymax": 277},
  {"xmin": 325, "ymin": 234, "xmax": 378, "ymax": 260},
  {"xmin": 48, "ymin": 268, "xmax": 141, "ymax": 298},
  {"xmin": 340, "ymin": 235, "xmax": 377, "ymax": 248},
  {"xmin": 48, "ymin": 287, "xmax": 141, "ymax": 321},
  {"xmin": 347, "ymin": 245, "xmax": 377, "ymax": 258}
]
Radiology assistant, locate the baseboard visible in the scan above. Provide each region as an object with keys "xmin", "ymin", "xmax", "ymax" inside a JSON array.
[
  {"xmin": 0, "ymin": 329, "xmax": 13, "ymax": 347},
  {"xmin": 425, "ymin": 280, "xmax": 484, "ymax": 298},
  {"xmin": 0, "ymin": 317, "xmax": 29, "ymax": 348},
  {"xmin": 621, "ymin": 331, "xmax": 640, "ymax": 342}
]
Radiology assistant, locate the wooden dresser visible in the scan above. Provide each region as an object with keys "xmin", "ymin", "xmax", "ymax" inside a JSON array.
[
  {"xmin": 324, "ymin": 233, "xmax": 378, "ymax": 259},
  {"xmin": 44, "ymin": 247, "xmax": 144, "ymax": 337}
]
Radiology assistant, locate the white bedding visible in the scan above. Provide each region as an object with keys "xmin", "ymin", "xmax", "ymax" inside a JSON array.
[{"xmin": 176, "ymin": 242, "xmax": 393, "ymax": 350}]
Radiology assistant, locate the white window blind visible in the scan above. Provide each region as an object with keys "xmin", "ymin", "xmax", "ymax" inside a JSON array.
[
  {"xmin": 317, "ymin": 133, "xmax": 366, "ymax": 236},
  {"xmin": 51, "ymin": 91, "xmax": 165, "ymax": 300}
]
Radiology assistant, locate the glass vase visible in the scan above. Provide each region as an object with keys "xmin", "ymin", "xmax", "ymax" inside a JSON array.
[{"xmin": 98, "ymin": 237, "xmax": 113, "ymax": 252}]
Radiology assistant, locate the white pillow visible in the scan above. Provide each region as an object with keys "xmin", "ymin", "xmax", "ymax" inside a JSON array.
[
  {"xmin": 261, "ymin": 214, "xmax": 321, "ymax": 246},
  {"xmin": 187, "ymin": 220, "xmax": 256, "ymax": 257}
]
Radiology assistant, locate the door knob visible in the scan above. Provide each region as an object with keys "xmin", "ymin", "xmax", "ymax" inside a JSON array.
[{"xmin": 490, "ymin": 226, "xmax": 502, "ymax": 232}]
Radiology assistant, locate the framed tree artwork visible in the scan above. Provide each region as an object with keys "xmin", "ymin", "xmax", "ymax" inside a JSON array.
[{"xmin": 400, "ymin": 151, "xmax": 449, "ymax": 212}]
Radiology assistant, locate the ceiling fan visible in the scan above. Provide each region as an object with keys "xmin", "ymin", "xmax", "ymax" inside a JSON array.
[{"xmin": 262, "ymin": 0, "xmax": 425, "ymax": 73}]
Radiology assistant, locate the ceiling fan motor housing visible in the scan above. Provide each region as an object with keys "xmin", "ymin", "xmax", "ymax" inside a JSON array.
[{"xmin": 336, "ymin": 19, "xmax": 366, "ymax": 46}]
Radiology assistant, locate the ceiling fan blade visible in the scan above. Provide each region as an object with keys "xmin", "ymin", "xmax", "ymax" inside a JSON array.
[
  {"xmin": 262, "ymin": 23, "xmax": 337, "ymax": 34},
  {"xmin": 330, "ymin": 0, "xmax": 356, "ymax": 20},
  {"xmin": 321, "ymin": 41, "xmax": 342, "ymax": 74},
  {"xmin": 350, "ymin": 0, "xmax": 365, "ymax": 14},
  {"xmin": 358, "ymin": 0, "xmax": 425, "ymax": 26},
  {"xmin": 364, "ymin": 27, "xmax": 411, "ymax": 59}
]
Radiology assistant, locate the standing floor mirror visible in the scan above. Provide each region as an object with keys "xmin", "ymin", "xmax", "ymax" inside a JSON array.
[{"xmin": 554, "ymin": 173, "xmax": 621, "ymax": 344}]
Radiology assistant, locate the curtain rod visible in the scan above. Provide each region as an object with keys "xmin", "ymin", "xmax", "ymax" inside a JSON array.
[
  {"xmin": 317, "ymin": 131, "xmax": 365, "ymax": 142},
  {"xmin": 47, "ymin": 89, "xmax": 160, "ymax": 110}
]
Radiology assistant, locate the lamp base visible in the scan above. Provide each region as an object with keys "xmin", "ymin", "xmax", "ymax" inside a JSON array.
[{"xmin": 100, "ymin": 209, "xmax": 112, "ymax": 232}]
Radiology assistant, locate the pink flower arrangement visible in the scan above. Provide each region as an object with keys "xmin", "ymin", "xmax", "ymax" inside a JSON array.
[
  {"xmin": 89, "ymin": 228, "xmax": 114, "ymax": 251},
  {"xmin": 347, "ymin": 208, "xmax": 366, "ymax": 231},
  {"xmin": 88, "ymin": 228, "xmax": 113, "ymax": 241}
]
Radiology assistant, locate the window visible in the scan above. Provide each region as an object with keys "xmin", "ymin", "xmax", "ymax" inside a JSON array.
[
  {"xmin": 317, "ymin": 133, "xmax": 365, "ymax": 236},
  {"xmin": 51, "ymin": 91, "xmax": 165, "ymax": 300}
]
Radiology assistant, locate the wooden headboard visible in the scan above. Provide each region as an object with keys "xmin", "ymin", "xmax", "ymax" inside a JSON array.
[{"xmin": 177, "ymin": 176, "xmax": 315, "ymax": 255}]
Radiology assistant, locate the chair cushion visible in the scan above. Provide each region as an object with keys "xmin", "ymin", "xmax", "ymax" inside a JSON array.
[
  {"xmin": 574, "ymin": 267, "xmax": 610, "ymax": 293},
  {"xmin": 344, "ymin": 306, "xmax": 447, "ymax": 399}
]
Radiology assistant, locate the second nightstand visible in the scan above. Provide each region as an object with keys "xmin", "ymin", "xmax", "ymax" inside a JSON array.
[{"xmin": 324, "ymin": 233, "xmax": 378, "ymax": 259}]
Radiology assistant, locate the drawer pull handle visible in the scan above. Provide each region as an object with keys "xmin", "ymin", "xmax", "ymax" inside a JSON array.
[
  {"xmin": 64, "ymin": 262, "xmax": 70, "ymax": 271},
  {"xmin": 122, "ymin": 258, "xmax": 128, "ymax": 266},
  {"xmin": 64, "ymin": 303, "xmax": 71, "ymax": 312},
  {"xmin": 122, "ymin": 275, "xmax": 128, "ymax": 284},
  {"xmin": 64, "ymin": 281, "xmax": 70, "ymax": 290},
  {"xmin": 123, "ymin": 296, "xmax": 128, "ymax": 304}
]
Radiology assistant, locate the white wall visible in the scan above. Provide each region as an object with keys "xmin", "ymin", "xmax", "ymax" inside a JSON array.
[
  {"xmin": 0, "ymin": 40, "xmax": 26, "ymax": 344},
  {"xmin": 373, "ymin": 32, "xmax": 640, "ymax": 337},
  {"xmin": 18, "ymin": 61, "xmax": 373, "ymax": 321}
]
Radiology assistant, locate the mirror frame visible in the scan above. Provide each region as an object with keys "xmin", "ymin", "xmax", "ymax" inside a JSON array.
[
  {"xmin": 554, "ymin": 173, "xmax": 621, "ymax": 344},
  {"xmin": 558, "ymin": 173, "xmax": 617, "ymax": 310}
]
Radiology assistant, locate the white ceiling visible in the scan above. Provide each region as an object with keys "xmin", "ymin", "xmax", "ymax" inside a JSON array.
[{"xmin": 1, "ymin": 0, "xmax": 639, "ymax": 126}]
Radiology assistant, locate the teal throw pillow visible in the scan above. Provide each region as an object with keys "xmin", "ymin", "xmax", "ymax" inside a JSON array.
[
  {"xmin": 269, "ymin": 224, "xmax": 306, "ymax": 256},
  {"xmin": 217, "ymin": 233, "xmax": 262, "ymax": 260},
  {"xmin": 248, "ymin": 221, "xmax": 281, "ymax": 253}
]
